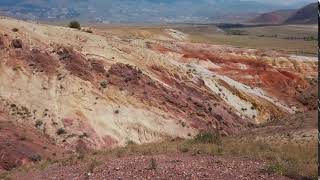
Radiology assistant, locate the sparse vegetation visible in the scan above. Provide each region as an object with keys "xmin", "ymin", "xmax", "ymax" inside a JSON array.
[
  {"xmin": 100, "ymin": 81, "xmax": 108, "ymax": 88},
  {"xmin": 126, "ymin": 140, "xmax": 136, "ymax": 146},
  {"xmin": 79, "ymin": 132, "xmax": 89, "ymax": 138},
  {"xmin": 0, "ymin": 17, "xmax": 317, "ymax": 180},
  {"xmin": 68, "ymin": 21, "xmax": 81, "ymax": 30},
  {"xmin": 29, "ymin": 154, "xmax": 42, "ymax": 162},
  {"xmin": 226, "ymin": 30, "xmax": 248, "ymax": 36},
  {"xmin": 184, "ymin": 24, "xmax": 317, "ymax": 56},
  {"xmin": 11, "ymin": 28, "xmax": 19, "ymax": 32},
  {"xmin": 148, "ymin": 158, "xmax": 157, "ymax": 170},
  {"xmin": 6, "ymin": 134, "xmax": 316, "ymax": 180},
  {"xmin": 11, "ymin": 39, "xmax": 22, "ymax": 48},
  {"xmin": 18, "ymin": 135, "xmax": 27, "ymax": 141},
  {"xmin": 192, "ymin": 132, "xmax": 221, "ymax": 145},
  {"xmin": 56, "ymin": 128, "xmax": 66, "ymax": 135},
  {"xmin": 35, "ymin": 120, "xmax": 43, "ymax": 128},
  {"xmin": 181, "ymin": 122, "xmax": 186, "ymax": 127},
  {"xmin": 87, "ymin": 159, "xmax": 101, "ymax": 173}
]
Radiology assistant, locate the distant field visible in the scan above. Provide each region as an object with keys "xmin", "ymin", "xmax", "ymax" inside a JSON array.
[
  {"xmin": 48, "ymin": 21, "xmax": 318, "ymax": 57},
  {"xmin": 177, "ymin": 24, "xmax": 318, "ymax": 56}
]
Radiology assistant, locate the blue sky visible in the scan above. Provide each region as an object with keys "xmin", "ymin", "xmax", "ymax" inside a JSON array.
[{"xmin": 251, "ymin": 0, "xmax": 314, "ymax": 5}]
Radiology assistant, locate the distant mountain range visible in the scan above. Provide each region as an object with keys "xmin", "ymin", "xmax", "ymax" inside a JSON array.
[
  {"xmin": 285, "ymin": 2, "xmax": 318, "ymax": 24},
  {"xmin": 0, "ymin": 0, "xmax": 315, "ymax": 23},
  {"xmin": 249, "ymin": 9, "xmax": 297, "ymax": 24},
  {"xmin": 250, "ymin": 3, "xmax": 317, "ymax": 24}
]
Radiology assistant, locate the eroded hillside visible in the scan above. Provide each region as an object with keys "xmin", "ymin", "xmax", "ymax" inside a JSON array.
[{"xmin": 0, "ymin": 17, "xmax": 317, "ymax": 159}]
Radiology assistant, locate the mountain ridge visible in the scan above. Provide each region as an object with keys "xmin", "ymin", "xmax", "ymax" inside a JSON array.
[
  {"xmin": 249, "ymin": 2, "xmax": 317, "ymax": 25},
  {"xmin": 249, "ymin": 9, "xmax": 297, "ymax": 24},
  {"xmin": 0, "ymin": 0, "xmax": 314, "ymax": 23},
  {"xmin": 285, "ymin": 2, "xmax": 318, "ymax": 24}
]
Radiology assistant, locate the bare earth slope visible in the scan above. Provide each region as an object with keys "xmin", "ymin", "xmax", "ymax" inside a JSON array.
[
  {"xmin": 0, "ymin": 17, "xmax": 318, "ymax": 179},
  {"xmin": 0, "ymin": 17, "xmax": 318, "ymax": 174},
  {"xmin": 0, "ymin": 17, "xmax": 317, "ymax": 147}
]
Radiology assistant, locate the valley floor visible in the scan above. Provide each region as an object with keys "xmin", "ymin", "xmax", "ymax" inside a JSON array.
[{"xmin": 11, "ymin": 154, "xmax": 289, "ymax": 180}]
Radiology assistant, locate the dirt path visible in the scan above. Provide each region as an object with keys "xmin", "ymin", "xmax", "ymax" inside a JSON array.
[{"xmin": 13, "ymin": 154, "xmax": 290, "ymax": 180}]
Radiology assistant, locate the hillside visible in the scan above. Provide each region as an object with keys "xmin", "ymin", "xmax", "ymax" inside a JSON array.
[
  {"xmin": 0, "ymin": 17, "xmax": 318, "ymax": 177},
  {"xmin": 0, "ymin": 0, "xmax": 308, "ymax": 23},
  {"xmin": 249, "ymin": 9, "xmax": 296, "ymax": 24},
  {"xmin": 249, "ymin": 2, "xmax": 317, "ymax": 25},
  {"xmin": 285, "ymin": 2, "xmax": 318, "ymax": 24}
]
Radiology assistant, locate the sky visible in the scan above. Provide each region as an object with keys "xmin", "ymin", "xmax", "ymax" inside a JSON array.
[{"xmin": 251, "ymin": 0, "xmax": 314, "ymax": 5}]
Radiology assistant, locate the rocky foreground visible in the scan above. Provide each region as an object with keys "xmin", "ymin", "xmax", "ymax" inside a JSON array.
[{"xmin": 12, "ymin": 154, "xmax": 289, "ymax": 180}]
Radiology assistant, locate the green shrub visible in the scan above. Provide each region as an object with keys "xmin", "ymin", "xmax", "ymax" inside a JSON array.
[
  {"xmin": 178, "ymin": 145, "xmax": 189, "ymax": 153},
  {"xmin": 56, "ymin": 128, "xmax": 66, "ymax": 135},
  {"xmin": 68, "ymin": 21, "xmax": 81, "ymax": 30},
  {"xmin": 29, "ymin": 154, "xmax": 42, "ymax": 162},
  {"xmin": 192, "ymin": 132, "xmax": 221, "ymax": 145},
  {"xmin": 79, "ymin": 132, "xmax": 89, "ymax": 138},
  {"xmin": 88, "ymin": 159, "xmax": 101, "ymax": 173},
  {"xmin": 19, "ymin": 135, "xmax": 27, "ymax": 141},
  {"xmin": 100, "ymin": 81, "xmax": 108, "ymax": 88},
  {"xmin": 265, "ymin": 161, "xmax": 286, "ymax": 174},
  {"xmin": 126, "ymin": 140, "xmax": 136, "ymax": 146},
  {"xmin": 148, "ymin": 158, "xmax": 157, "ymax": 170},
  {"xmin": 35, "ymin": 120, "xmax": 43, "ymax": 128}
]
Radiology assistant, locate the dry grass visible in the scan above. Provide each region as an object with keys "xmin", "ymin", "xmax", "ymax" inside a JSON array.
[
  {"xmin": 187, "ymin": 33, "xmax": 317, "ymax": 56},
  {"xmin": 2, "ymin": 132, "xmax": 317, "ymax": 180},
  {"xmin": 98, "ymin": 24, "xmax": 317, "ymax": 56},
  {"xmin": 179, "ymin": 25, "xmax": 317, "ymax": 56},
  {"xmin": 87, "ymin": 133, "xmax": 318, "ymax": 179},
  {"xmin": 222, "ymin": 138, "xmax": 318, "ymax": 180},
  {"xmin": 46, "ymin": 23, "xmax": 317, "ymax": 56}
]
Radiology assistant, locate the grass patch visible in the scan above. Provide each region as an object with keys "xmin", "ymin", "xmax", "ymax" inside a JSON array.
[
  {"xmin": 192, "ymin": 132, "xmax": 221, "ymax": 144},
  {"xmin": 5, "ymin": 134, "xmax": 317, "ymax": 180},
  {"xmin": 148, "ymin": 158, "xmax": 157, "ymax": 170},
  {"xmin": 182, "ymin": 25, "xmax": 317, "ymax": 56}
]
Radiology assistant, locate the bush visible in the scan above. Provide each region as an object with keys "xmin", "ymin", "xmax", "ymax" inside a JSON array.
[
  {"xmin": 126, "ymin": 140, "xmax": 136, "ymax": 146},
  {"xmin": 12, "ymin": 28, "xmax": 19, "ymax": 32},
  {"xmin": 88, "ymin": 159, "xmax": 101, "ymax": 173},
  {"xmin": 192, "ymin": 132, "xmax": 221, "ymax": 145},
  {"xmin": 19, "ymin": 135, "xmax": 27, "ymax": 141},
  {"xmin": 148, "ymin": 158, "xmax": 157, "ymax": 170},
  {"xmin": 29, "ymin": 154, "xmax": 42, "ymax": 162},
  {"xmin": 100, "ymin": 81, "xmax": 108, "ymax": 88},
  {"xmin": 68, "ymin": 21, "xmax": 81, "ymax": 30},
  {"xmin": 178, "ymin": 145, "xmax": 189, "ymax": 153},
  {"xmin": 56, "ymin": 128, "xmax": 66, "ymax": 135},
  {"xmin": 11, "ymin": 39, "xmax": 22, "ymax": 48},
  {"xmin": 35, "ymin": 120, "xmax": 43, "ymax": 128},
  {"xmin": 79, "ymin": 132, "xmax": 89, "ymax": 138},
  {"xmin": 181, "ymin": 122, "xmax": 186, "ymax": 127}
]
